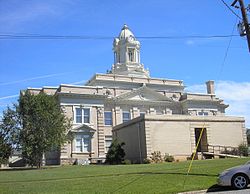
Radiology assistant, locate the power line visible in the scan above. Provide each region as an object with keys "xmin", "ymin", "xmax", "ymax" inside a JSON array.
[
  {"xmin": 218, "ymin": 15, "xmax": 238, "ymax": 79},
  {"xmin": 0, "ymin": 34, "xmax": 241, "ymax": 40},
  {"xmin": 220, "ymin": 0, "xmax": 242, "ymax": 19}
]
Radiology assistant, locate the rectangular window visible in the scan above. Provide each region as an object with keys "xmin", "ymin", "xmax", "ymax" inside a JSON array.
[
  {"xmin": 76, "ymin": 108, "xmax": 82, "ymax": 123},
  {"xmin": 198, "ymin": 111, "xmax": 209, "ymax": 116},
  {"xmin": 83, "ymin": 136, "xmax": 90, "ymax": 152},
  {"xmin": 104, "ymin": 111, "xmax": 112, "ymax": 126},
  {"xmin": 75, "ymin": 108, "xmax": 90, "ymax": 124},
  {"xmin": 123, "ymin": 111, "xmax": 131, "ymax": 123},
  {"xmin": 105, "ymin": 136, "xmax": 113, "ymax": 153},
  {"xmin": 83, "ymin": 109, "xmax": 90, "ymax": 123},
  {"xmin": 75, "ymin": 138, "xmax": 82, "ymax": 152},
  {"xmin": 75, "ymin": 134, "xmax": 90, "ymax": 152}
]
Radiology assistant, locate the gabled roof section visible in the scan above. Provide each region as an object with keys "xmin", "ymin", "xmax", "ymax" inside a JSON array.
[
  {"xmin": 114, "ymin": 84, "xmax": 174, "ymax": 102},
  {"xmin": 71, "ymin": 124, "xmax": 96, "ymax": 133}
]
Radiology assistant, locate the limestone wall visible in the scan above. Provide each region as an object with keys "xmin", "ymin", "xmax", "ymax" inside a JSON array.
[
  {"xmin": 113, "ymin": 117, "xmax": 147, "ymax": 163},
  {"xmin": 113, "ymin": 115, "xmax": 246, "ymax": 162}
]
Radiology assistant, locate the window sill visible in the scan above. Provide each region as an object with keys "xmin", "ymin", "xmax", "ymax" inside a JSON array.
[{"xmin": 72, "ymin": 152, "xmax": 94, "ymax": 154}]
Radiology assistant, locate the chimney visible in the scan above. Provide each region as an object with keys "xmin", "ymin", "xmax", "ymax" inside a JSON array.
[{"xmin": 206, "ymin": 80, "xmax": 215, "ymax": 95}]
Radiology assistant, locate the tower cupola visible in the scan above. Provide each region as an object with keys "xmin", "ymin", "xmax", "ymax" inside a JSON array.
[{"xmin": 111, "ymin": 24, "xmax": 150, "ymax": 78}]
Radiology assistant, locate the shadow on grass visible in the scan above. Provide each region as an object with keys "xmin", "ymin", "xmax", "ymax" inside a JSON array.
[
  {"xmin": 0, "ymin": 170, "xmax": 217, "ymax": 185},
  {"xmin": 0, "ymin": 166, "xmax": 60, "ymax": 172},
  {"xmin": 206, "ymin": 184, "xmax": 250, "ymax": 193},
  {"xmin": 207, "ymin": 184, "xmax": 233, "ymax": 192},
  {"xmin": 0, "ymin": 167, "xmax": 38, "ymax": 171},
  {"xmin": 136, "ymin": 171, "xmax": 217, "ymax": 177}
]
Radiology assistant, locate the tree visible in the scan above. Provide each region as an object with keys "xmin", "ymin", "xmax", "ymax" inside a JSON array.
[
  {"xmin": 19, "ymin": 91, "xmax": 70, "ymax": 168},
  {"xmin": 105, "ymin": 139, "xmax": 125, "ymax": 164},
  {"xmin": 247, "ymin": 129, "xmax": 250, "ymax": 145},
  {"xmin": 0, "ymin": 106, "xmax": 21, "ymax": 165}
]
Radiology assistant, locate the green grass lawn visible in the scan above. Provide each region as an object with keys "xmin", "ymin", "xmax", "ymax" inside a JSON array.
[{"xmin": 0, "ymin": 158, "xmax": 249, "ymax": 194}]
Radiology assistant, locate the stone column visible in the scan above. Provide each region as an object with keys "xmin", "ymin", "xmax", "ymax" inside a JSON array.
[
  {"xmin": 149, "ymin": 107, "xmax": 156, "ymax": 115},
  {"xmin": 96, "ymin": 107, "xmax": 105, "ymax": 157},
  {"xmin": 132, "ymin": 107, "xmax": 140, "ymax": 118},
  {"xmin": 114, "ymin": 106, "xmax": 122, "ymax": 125}
]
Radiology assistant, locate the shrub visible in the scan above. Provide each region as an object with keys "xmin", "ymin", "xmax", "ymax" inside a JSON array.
[
  {"xmin": 150, "ymin": 151, "xmax": 163, "ymax": 163},
  {"xmin": 143, "ymin": 158, "xmax": 151, "ymax": 164},
  {"xmin": 164, "ymin": 153, "xmax": 174, "ymax": 162},
  {"xmin": 220, "ymin": 144, "xmax": 248, "ymax": 157},
  {"xmin": 122, "ymin": 159, "xmax": 131, "ymax": 165},
  {"xmin": 105, "ymin": 139, "xmax": 125, "ymax": 165},
  {"xmin": 238, "ymin": 144, "xmax": 248, "ymax": 156}
]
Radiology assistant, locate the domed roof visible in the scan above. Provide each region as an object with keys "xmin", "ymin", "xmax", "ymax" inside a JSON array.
[{"xmin": 118, "ymin": 24, "xmax": 135, "ymax": 40}]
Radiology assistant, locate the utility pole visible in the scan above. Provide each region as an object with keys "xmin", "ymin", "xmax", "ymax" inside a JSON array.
[{"xmin": 232, "ymin": 0, "xmax": 250, "ymax": 52}]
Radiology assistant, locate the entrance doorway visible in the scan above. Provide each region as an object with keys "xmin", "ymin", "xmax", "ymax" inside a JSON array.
[{"xmin": 194, "ymin": 128, "xmax": 208, "ymax": 152}]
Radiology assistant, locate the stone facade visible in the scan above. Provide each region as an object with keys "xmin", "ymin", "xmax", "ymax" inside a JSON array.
[
  {"xmin": 27, "ymin": 25, "xmax": 246, "ymax": 164},
  {"xmin": 113, "ymin": 115, "xmax": 247, "ymax": 163}
]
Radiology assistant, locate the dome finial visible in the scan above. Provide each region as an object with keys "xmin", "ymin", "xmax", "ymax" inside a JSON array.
[
  {"xmin": 119, "ymin": 24, "xmax": 134, "ymax": 40},
  {"xmin": 122, "ymin": 24, "xmax": 129, "ymax": 30}
]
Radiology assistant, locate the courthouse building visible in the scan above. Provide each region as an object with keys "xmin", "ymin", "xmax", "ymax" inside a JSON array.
[{"xmin": 28, "ymin": 25, "xmax": 247, "ymax": 164}]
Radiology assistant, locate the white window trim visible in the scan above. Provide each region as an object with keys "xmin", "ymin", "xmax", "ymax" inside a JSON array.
[
  {"xmin": 74, "ymin": 134, "xmax": 91, "ymax": 153},
  {"xmin": 73, "ymin": 106, "xmax": 91, "ymax": 124}
]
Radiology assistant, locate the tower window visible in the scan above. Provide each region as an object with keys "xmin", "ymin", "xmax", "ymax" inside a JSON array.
[{"xmin": 128, "ymin": 48, "xmax": 134, "ymax": 62}]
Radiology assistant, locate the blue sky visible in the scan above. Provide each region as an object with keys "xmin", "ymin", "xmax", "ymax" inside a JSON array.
[{"xmin": 0, "ymin": 0, "xmax": 250, "ymax": 126}]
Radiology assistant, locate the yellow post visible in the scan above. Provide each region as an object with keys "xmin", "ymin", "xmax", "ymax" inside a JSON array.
[{"xmin": 183, "ymin": 123, "xmax": 206, "ymax": 188}]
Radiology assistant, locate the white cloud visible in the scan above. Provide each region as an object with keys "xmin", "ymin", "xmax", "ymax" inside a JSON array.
[
  {"xmin": 186, "ymin": 81, "xmax": 250, "ymax": 128},
  {"xmin": 0, "ymin": 94, "xmax": 19, "ymax": 100},
  {"xmin": 0, "ymin": 1, "xmax": 59, "ymax": 31},
  {"xmin": 0, "ymin": 72, "xmax": 73, "ymax": 86}
]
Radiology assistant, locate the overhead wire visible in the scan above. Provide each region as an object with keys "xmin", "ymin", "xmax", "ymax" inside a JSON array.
[
  {"xmin": 0, "ymin": 34, "xmax": 241, "ymax": 40},
  {"xmin": 220, "ymin": 0, "xmax": 242, "ymax": 19},
  {"xmin": 218, "ymin": 14, "xmax": 239, "ymax": 79}
]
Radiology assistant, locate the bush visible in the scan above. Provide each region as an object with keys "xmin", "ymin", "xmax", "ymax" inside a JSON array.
[
  {"xmin": 105, "ymin": 139, "xmax": 125, "ymax": 165},
  {"xmin": 238, "ymin": 144, "xmax": 248, "ymax": 156},
  {"xmin": 143, "ymin": 158, "xmax": 150, "ymax": 164},
  {"xmin": 150, "ymin": 151, "xmax": 163, "ymax": 163},
  {"xmin": 122, "ymin": 159, "xmax": 131, "ymax": 165},
  {"xmin": 164, "ymin": 154, "xmax": 174, "ymax": 162},
  {"xmin": 220, "ymin": 144, "xmax": 248, "ymax": 157}
]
